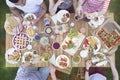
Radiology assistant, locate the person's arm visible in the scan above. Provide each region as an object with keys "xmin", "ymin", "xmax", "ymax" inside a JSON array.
[
  {"xmin": 85, "ymin": 60, "xmax": 92, "ymax": 80},
  {"xmin": 9, "ymin": 7, "xmax": 23, "ymax": 23},
  {"xmin": 50, "ymin": 65, "xmax": 57, "ymax": 80},
  {"xmin": 108, "ymin": 56, "xmax": 119, "ymax": 80},
  {"xmin": 32, "ymin": 2, "xmax": 47, "ymax": 25},
  {"xmin": 72, "ymin": 0, "xmax": 78, "ymax": 12},
  {"xmin": 75, "ymin": 0, "xmax": 83, "ymax": 16},
  {"xmin": 49, "ymin": 0, "xmax": 64, "ymax": 15}
]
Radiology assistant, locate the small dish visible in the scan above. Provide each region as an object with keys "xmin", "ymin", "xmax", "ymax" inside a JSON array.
[{"xmin": 56, "ymin": 55, "xmax": 70, "ymax": 69}]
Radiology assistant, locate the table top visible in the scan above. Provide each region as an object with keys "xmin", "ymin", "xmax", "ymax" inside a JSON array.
[{"xmin": 5, "ymin": 12, "xmax": 118, "ymax": 74}]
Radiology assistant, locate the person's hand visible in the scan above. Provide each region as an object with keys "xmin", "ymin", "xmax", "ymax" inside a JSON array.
[
  {"xmin": 31, "ymin": 56, "xmax": 41, "ymax": 64},
  {"xmin": 86, "ymin": 60, "xmax": 92, "ymax": 69},
  {"xmin": 107, "ymin": 55, "xmax": 114, "ymax": 63},
  {"xmin": 56, "ymin": 0, "xmax": 64, "ymax": 6}
]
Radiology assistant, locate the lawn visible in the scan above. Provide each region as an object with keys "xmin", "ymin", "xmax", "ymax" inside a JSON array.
[{"xmin": 0, "ymin": 0, "xmax": 120, "ymax": 80}]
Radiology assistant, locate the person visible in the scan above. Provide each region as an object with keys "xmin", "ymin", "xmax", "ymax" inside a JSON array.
[
  {"xmin": 49, "ymin": 0, "xmax": 78, "ymax": 15},
  {"xmin": 85, "ymin": 55, "xmax": 119, "ymax": 80},
  {"xmin": 6, "ymin": 0, "xmax": 47, "ymax": 25},
  {"xmin": 15, "ymin": 56, "xmax": 57, "ymax": 80},
  {"xmin": 75, "ymin": 0, "xmax": 111, "ymax": 20}
]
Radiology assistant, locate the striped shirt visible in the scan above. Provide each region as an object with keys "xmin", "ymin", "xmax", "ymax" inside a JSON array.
[
  {"xmin": 80, "ymin": 0, "xmax": 111, "ymax": 13},
  {"xmin": 102, "ymin": 0, "xmax": 111, "ymax": 11}
]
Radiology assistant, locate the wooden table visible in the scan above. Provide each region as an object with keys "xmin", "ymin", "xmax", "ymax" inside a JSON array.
[{"xmin": 5, "ymin": 13, "xmax": 117, "ymax": 74}]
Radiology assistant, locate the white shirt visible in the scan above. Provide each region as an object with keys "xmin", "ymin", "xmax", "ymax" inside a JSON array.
[
  {"xmin": 6, "ymin": 0, "xmax": 43, "ymax": 13},
  {"xmin": 90, "ymin": 73, "xmax": 107, "ymax": 80}
]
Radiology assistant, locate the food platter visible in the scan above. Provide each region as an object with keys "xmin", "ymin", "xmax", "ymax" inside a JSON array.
[
  {"xmin": 97, "ymin": 28, "xmax": 120, "ymax": 50},
  {"xmin": 88, "ymin": 15, "xmax": 105, "ymax": 28},
  {"xmin": 23, "ymin": 13, "xmax": 36, "ymax": 26},
  {"xmin": 61, "ymin": 29, "xmax": 85, "ymax": 55},
  {"xmin": 83, "ymin": 36, "xmax": 101, "ymax": 53},
  {"xmin": 91, "ymin": 52, "xmax": 107, "ymax": 66},
  {"xmin": 24, "ymin": 13, "xmax": 36, "ymax": 21},
  {"xmin": 57, "ymin": 10, "xmax": 70, "ymax": 23},
  {"xmin": 12, "ymin": 33, "xmax": 30, "ymax": 50},
  {"xmin": 4, "ymin": 15, "xmax": 23, "ymax": 35},
  {"xmin": 5, "ymin": 48, "xmax": 21, "ymax": 64},
  {"xmin": 56, "ymin": 55, "xmax": 70, "ymax": 69},
  {"xmin": 22, "ymin": 51, "xmax": 39, "ymax": 63}
]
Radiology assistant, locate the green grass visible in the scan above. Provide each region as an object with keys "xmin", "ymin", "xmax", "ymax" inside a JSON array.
[{"xmin": 0, "ymin": 0, "xmax": 120, "ymax": 80}]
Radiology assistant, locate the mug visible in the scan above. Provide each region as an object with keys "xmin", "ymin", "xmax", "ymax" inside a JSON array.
[
  {"xmin": 44, "ymin": 18, "xmax": 51, "ymax": 26},
  {"xmin": 52, "ymin": 42, "xmax": 60, "ymax": 50}
]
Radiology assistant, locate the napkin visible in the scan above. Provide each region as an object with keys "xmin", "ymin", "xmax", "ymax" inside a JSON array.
[
  {"xmin": 51, "ymin": 14, "xmax": 58, "ymax": 25},
  {"xmin": 49, "ymin": 54, "xmax": 57, "ymax": 66}
]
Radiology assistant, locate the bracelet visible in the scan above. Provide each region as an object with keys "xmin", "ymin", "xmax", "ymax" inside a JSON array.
[{"xmin": 85, "ymin": 68, "xmax": 89, "ymax": 72}]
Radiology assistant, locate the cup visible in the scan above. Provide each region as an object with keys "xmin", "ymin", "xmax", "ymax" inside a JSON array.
[
  {"xmin": 72, "ymin": 55, "xmax": 81, "ymax": 64},
  {"xmin": 80, "ymin": 50, "xmax": 88, "ymax": 58},
  {"xmin": 40, "ymin": 37, "xmax": 49, "ymax": 46},
  {"xmin": 27, "ymin": 44, "xmax": 32, "ymax": 50},
  {"xmin": 74, "ymin": 13, "xmax": 84, "ymax": 21},
  {"xmin": 52, "ymin": 42, "xmax": 60, "ymax": 50},
  {"xmin": 44, "ymin": 18, "xmax": 51, "ymax": 26},
  {"xmin": 44, "ymin": 27, "xmax": 52, "ymax": 34},
  {"xmin": 74, "ymin": 15, "xmax": 80, "ymax": 21},
  {"xmin": 34, "ymin": 33, "xmax": 41, "ymax": 41},
  {"xmin": 42, "ymin": 53, "xmax": 51, "ymax": 62}
]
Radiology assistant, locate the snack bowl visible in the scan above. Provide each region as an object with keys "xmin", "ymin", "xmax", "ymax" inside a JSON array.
[
  {"xmin": 72, "ymin": 55, "xmax": 81, "ymax": 64},
  {"xmin": 41, "ymin": 53, "xmax": 51, "ymax": 62},
  {"xmin": 57, "ymin": 10, "xmax": 70, "ymax": 23},
  {"xmin": 5, "ymin": 48, "xmax": 21, "ymax": 64},
  {"xmin": 56, "ymin": 55, "xmax": 70, "ymax": 69}
]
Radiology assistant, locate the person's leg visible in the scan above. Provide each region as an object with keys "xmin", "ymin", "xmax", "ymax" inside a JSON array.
[
  {"xmin": 37, "ymin": 67, "xmax": 50, "ymax": 80},
  {"xmin": 25, "ymin": 67, "xmax": 38, "ymax": 73}
]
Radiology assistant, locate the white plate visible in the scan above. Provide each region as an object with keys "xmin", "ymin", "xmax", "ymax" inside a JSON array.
[
  {"xmin": 57, "ymin": 10, "xmax": 70, "ymax": 23},
  {"xmin": 83, "ymin": 36, "xmax": 101, "ymax": 53},
  {"xmin": 80, "ymin": 50, "xmax": 89, "ymax": 58},
  {"xmin": 88, "ymin": 15, "xmax": 105, "ymax": 28},
  {"xmin": 24, "ymin": 13, "xmax": 37, "ymax": 21},
  {"xmin": 91, "ymin": 52, "xmax": 107, "ymax": 66},
  {"xmin": 23, "ymin": 13, "xmax": 37, "ymax": 26},
  {"xmin": 56, "ymin": 55, "xmax": 70, "ymax": 69},
  {"xmin": 12, "ymin": 33, "xmax": 30, "ymax": 50},
  {"xmin": 4, "ymin": 16, "xmax": 23, "ymax": 35},
  {"xmin": 5, "ymin": 48, "xmax": 21, "ymax": 64},
  {"xmin": 22, "ymin": 51, "xmax": 39, "ymax": 63}
]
